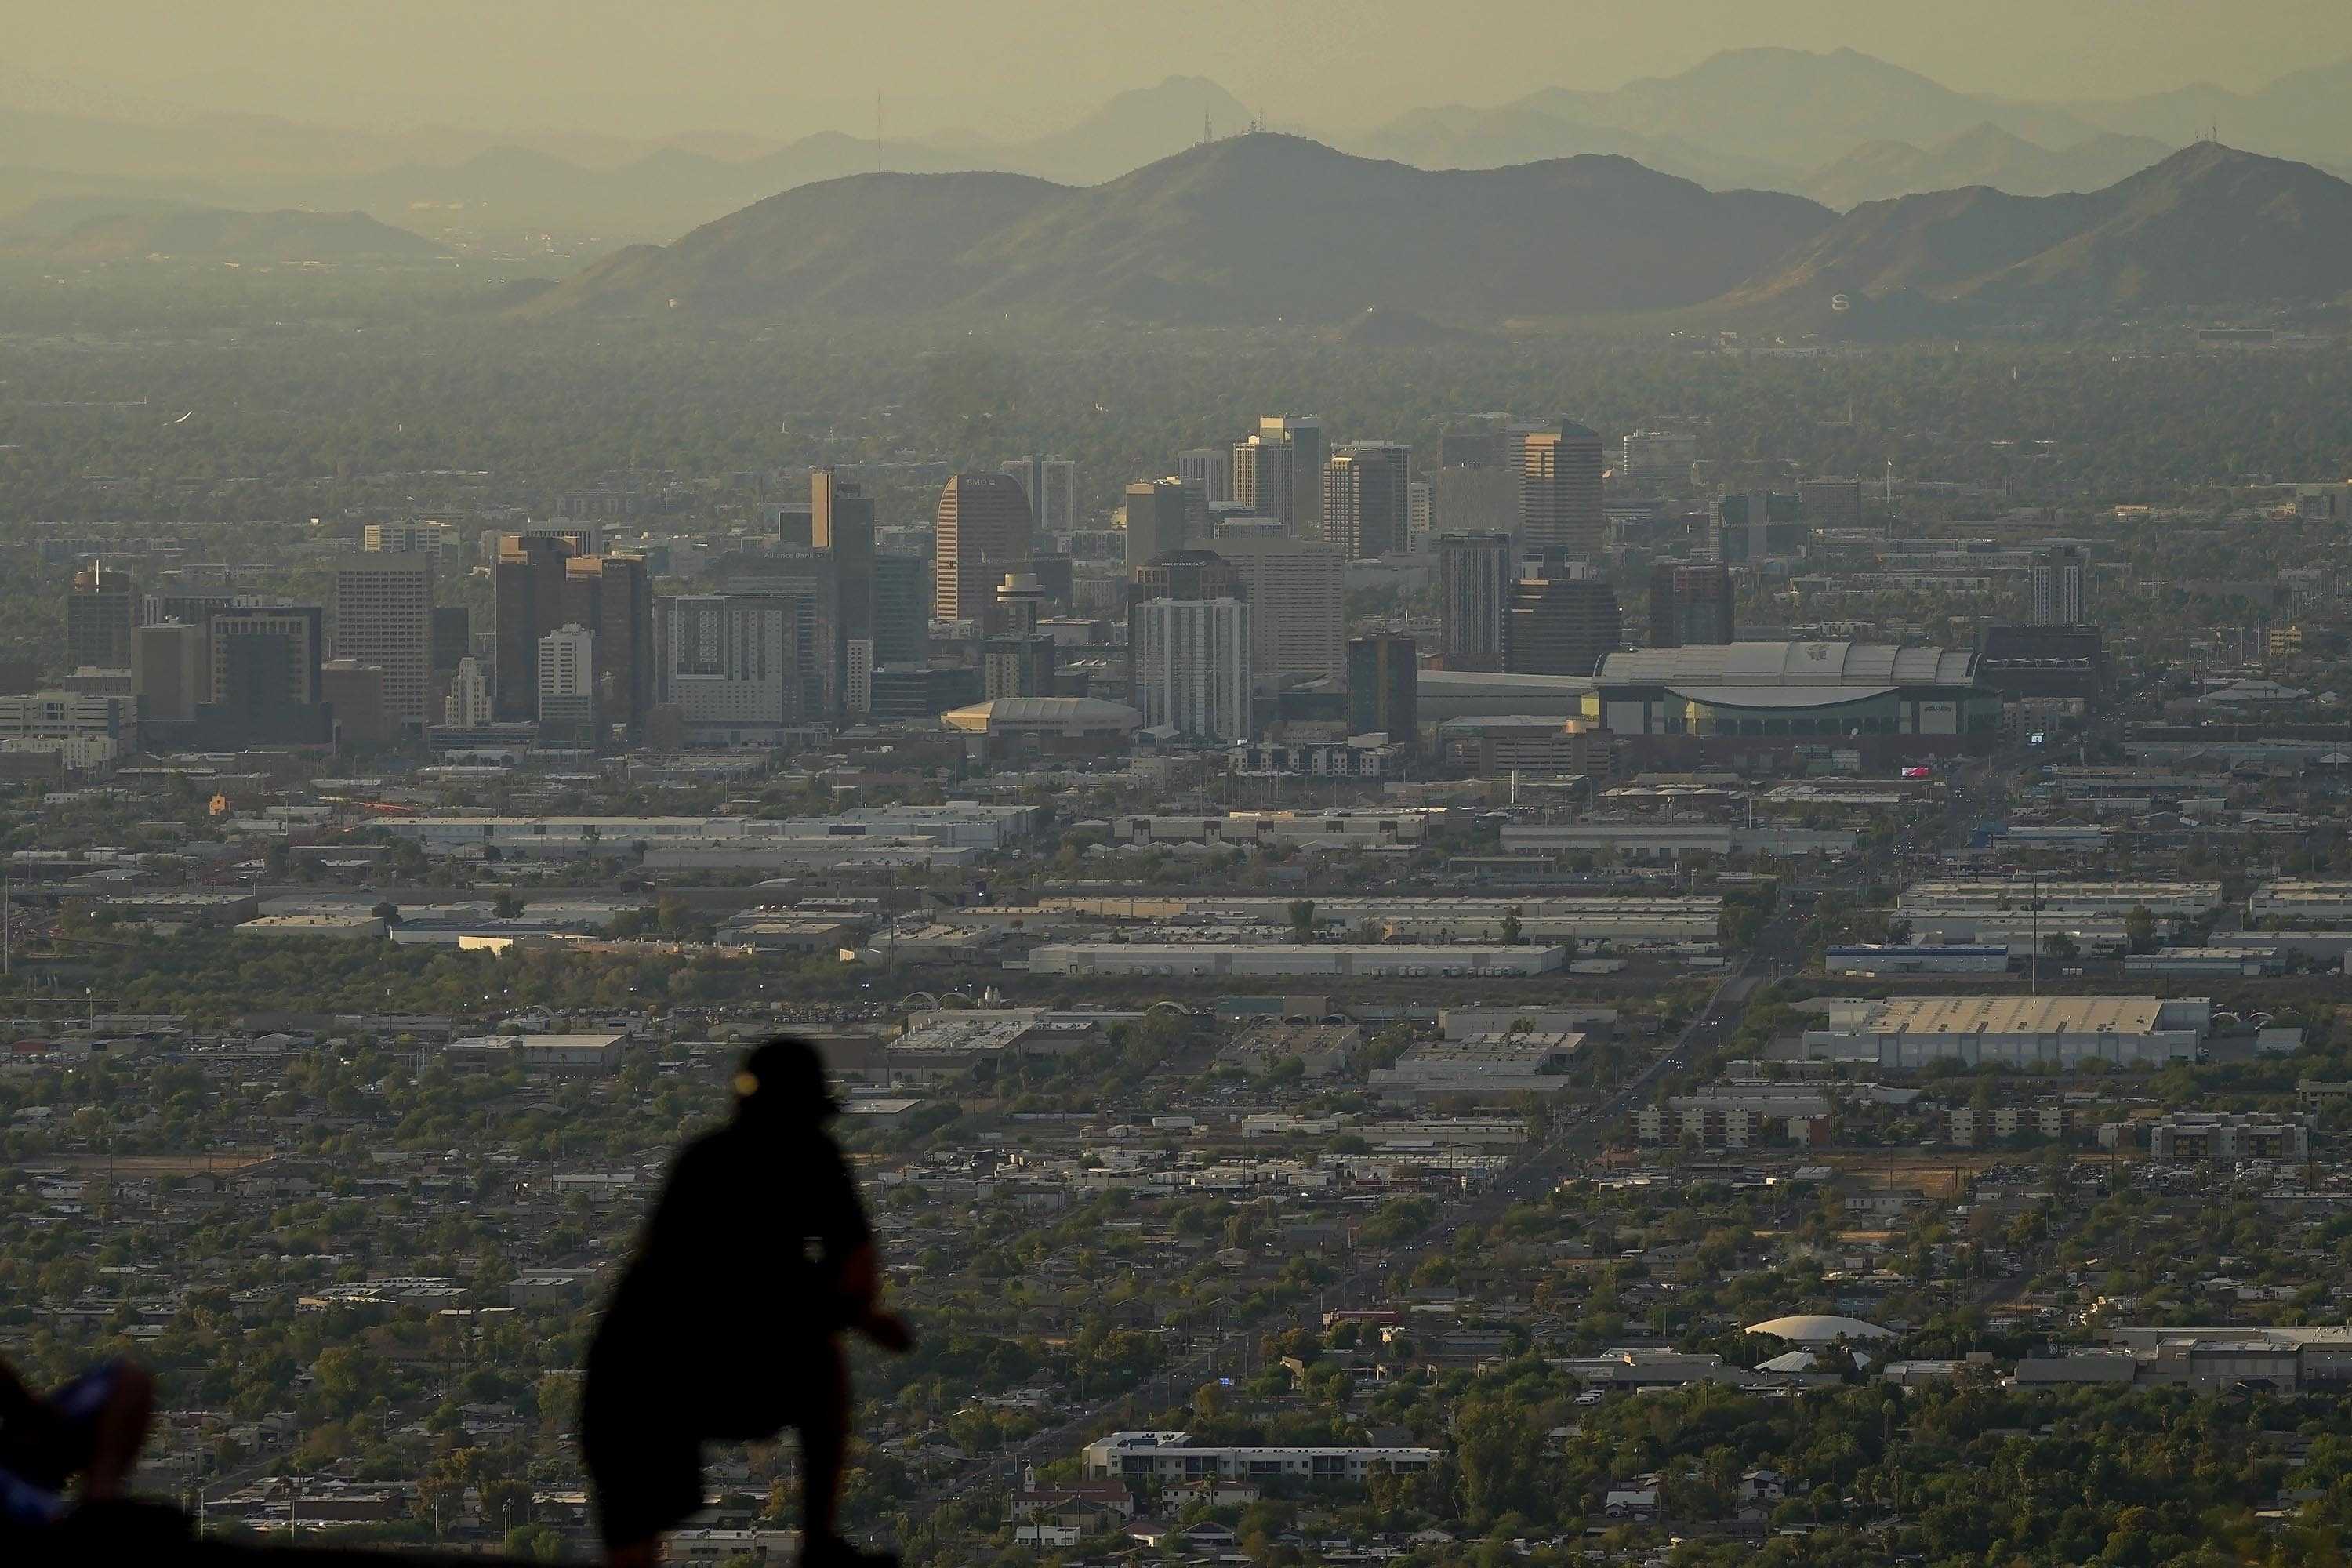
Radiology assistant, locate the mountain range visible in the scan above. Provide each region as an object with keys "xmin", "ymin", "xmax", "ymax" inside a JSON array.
[
  {"xmin": 6, "ymin": 51, "xmax": 2352, "ymax": 252},
  {"xmin": 1, "ymin": 205, "xmax": 434, "ymax": 262},
  {"xmin": 1722, "ymin": 142, "xmax": 2352, "ymax": 328},
  {"xmin": 1798, "ymin": 124, "xmax": 2177, "ymax": 211},
  {"xmin": 524, "ymin": 135, "xmax": 1831, "ymax": 323},
  {"xmin": 521, "ymin": 134, "xmax": 2352, "ymax": 332}
]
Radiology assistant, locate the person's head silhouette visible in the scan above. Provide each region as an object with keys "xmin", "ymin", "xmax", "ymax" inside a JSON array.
[{"xmin": 732, "ymin": 1036, "xmax": 841, "ymax": 1124}]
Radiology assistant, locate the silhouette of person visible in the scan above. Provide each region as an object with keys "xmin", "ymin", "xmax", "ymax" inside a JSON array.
[
  {"xmin": 0, "ymin": 1356, "xmax": 154, "ymax": 1534},
  {"xmin": 583, "ymin": 1036, "xmax": 912, "ymax": 1568}
]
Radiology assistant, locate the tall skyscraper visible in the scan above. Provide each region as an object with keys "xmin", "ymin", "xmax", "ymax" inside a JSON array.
[
  {"xmin": 205, "ymin": 604, "xmax": 328, "ymax": 744},
  {"xmin": 1123, "ymin": 479, "xmax": 1193, "ymax": 579},
  {"xmin": 1437, "ymin": 532, "xmax": 1515, "ymax": 672},
  {"xmin": 1347, "ymin": 634, "xmax": 1417, "ymax": 748},
  {"xmin": 536, "ymin": 623, "xmax": 597, "ymax": 741},
  {"xmin": 494, "ymin": 533, "xmax": 575, "ymax": 720},
  {"xmin": 723, "ymin": 550, "xmax": 841, "ymax": 718},
  {"xmin": 567, "ymin": 554, "xmax": 653, "ymax": 731},
  {"xmin": 431, "ymin": 606, "xmax": 471, "ymax": 676},
  {"xmin": 994, "ymin": 573, "xmax": 1046, "ymax": 637},
  {"xmin": 1001, "ymin": 456, "xmax": 1078, "ymax": 533},
  {"xmin": 1132, "ymin": 597, "xmax": 1251, "ymax": 742},
  {"xmin": 1407, "ymin": 480, "xmax": 1432, "ymax": 554},
  {"xmin": 1129, "ymin": 550, "xmax": 1245, "ymax": 606},
  {"xmin": 983, "ymin": 578, "xmax": 1056, "ymax": 702},
  {"xmin": 1508, "ymin": 573, "xmax": 1621, "ymax": 677},
  {"xmin": 655, "ymin": 594, "xmax": 807, "ymax": 742},
  {"xmin": 444, "ymin": 657, "xmax": 492, "ymax": 728},
  {"xmin": 211, "ymin": 607, "xmax": 324, "ymax": 710},
  {"xmin": 811, "ymin": 466, "xmax": 877, "ymax": 661},
  {"xmin": 934, "ymin": 472, "xmax": 1033, "ymax": 623},
  {"xmin": 1520, "ymin": 422, "xmax": 1606, "ymax": 557},
  {"xmin": 2032, "ymin": 546, "xmax": 2089, "ymax": 627},
  {"xmin": 1206, "ymin": 533, "xmax": 1345, "ymax": 681},
  {"xmin": 871, "ymin": 555, "xmax": 931, "ymax": 667},
  {"xmin": 1648, "ymin": 564, "xmax": 1735, "ymax": 649},
  {"xmin": 133, "ymin": 622, "xmax": 205, "ymax": 723},
  {"xmin": 67, "ymin": 564, "xmax": 138, "ymax": 672},
  {"xmin": 331, "ymin": 556, "xmax": 433, "ymax": 728},
  {"xmin": 1174, "ymin": 448, "xmax": 1231, "ymax": 506},
  {"xmin": 1322, "ymin": 441, "xmax": 1411, "ymax": 561},
  {"xmin": 1231, "ymin": 416, "xmax": 1323, "ymax": 539}
]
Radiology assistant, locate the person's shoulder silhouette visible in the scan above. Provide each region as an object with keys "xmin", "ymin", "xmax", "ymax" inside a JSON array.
[{"xmin": 619, "ymin": 1036, "xmax": 873, "ymax": 1330}]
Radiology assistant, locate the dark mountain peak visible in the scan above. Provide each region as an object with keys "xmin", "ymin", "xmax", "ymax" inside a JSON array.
[
  {"xmin": 525, "ymin": 135, "xmax": 1832, "ymax": 325},
  {"xmin": 1730, "ymin": 141, "xmax": 2352, "ymax": 325}
]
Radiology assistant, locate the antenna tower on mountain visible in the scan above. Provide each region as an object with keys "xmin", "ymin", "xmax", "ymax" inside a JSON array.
[{"xmin": 876, "ymin": 90, "xmax": 884, "ymax": 172}]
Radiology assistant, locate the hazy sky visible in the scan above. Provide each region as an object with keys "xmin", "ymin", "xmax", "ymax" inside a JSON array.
[{"xmin": 13, "ymin": 0, "xmax": 2347, "ymax": 140}]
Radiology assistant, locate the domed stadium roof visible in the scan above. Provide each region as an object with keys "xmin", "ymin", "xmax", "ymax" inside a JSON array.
[
  {"xmin": 1745, "ymin": 1313, "xmax": 1894, "ymax": 1345},
  {"xmin": 940, "ymin": 697, "xmax": 1142, "ymax": 733}
]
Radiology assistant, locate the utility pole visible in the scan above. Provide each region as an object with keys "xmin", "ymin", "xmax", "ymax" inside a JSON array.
[{"xmin": 2029, "ymin": 867, "xmax": 2039, "ymax": 995}]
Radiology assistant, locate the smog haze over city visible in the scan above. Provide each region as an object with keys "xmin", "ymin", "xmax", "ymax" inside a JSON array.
[{"xmin": 7, "ymin": 3, "xmax": 2352, "ymax": 1566}]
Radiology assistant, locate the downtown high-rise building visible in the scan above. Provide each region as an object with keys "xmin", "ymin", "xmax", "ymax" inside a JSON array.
[
  {"xmin": 1132, "ymin": 596, "xmax": 1252, "ymax": 742},
  {"xmin": 813, "ymin": 466, "xmax": 877, "ymax": 703},
  {"xmin": 1507, "ymin": 571, "xmax": 1621, "ymax": 677},
  {"xmin": 1174, "ymin": 448, "xmax": 1231, "ymax": 506},
  {"xmin": 1123, "ymin": 478, "xmax": 1193, "ymax": 578},
  {"xmin": 536, "ymin": 623, "xmax": 597, "ymax": 740},
  {"xmin": 1519, "ymin": 422, "xmax": 1606, "ymax": 558},
  {"xmin": 132, "ymin": 622, "xmax": 205, "ymax": 723},
  {"xmin": 561, "ymin": 553, "xmax": 654, "ymax": 733},
  {"xmin": 1322, "ymin": 441, "xmax": 1411, "ymax": 561},
  {"xmin": 493, "ymin": 534, "xmax": 652, "ymax": 731},
  {"xmin": 444, "ymin": 657, "xmax": 492, "ymax": 728},
  {"xmin": 1648, "ymin": 563, "xmax": 1735, "ymax": 649},
  {"xmin": 494, "ymin": 533, "xmax": 575, "ymax": 720},
  {"xmin": 331, "ymin": 556, "xmax": 434, "ymax": 728},
  {"xmin": 2032, "ymin": 546, "xmax": 2089, "ymax": 627},
  {"xmin": 1204, "ymin": 532, "xmax": 1345, "ymax": 681},
  {"xmin": 655, "ymin": 593, "xmax": 809, "ymax": 742},
  {"xmin": 1437, "ymin": 532, "xmax": 1515, "ymax": 672},
  {"xmin": 934, "ymin": 471, "xmax": 1034, "ymax": 623},
  {"xmin": 66, "ymin": 564, "xmax": 138, "ymax": 672},
  {"xmin": 206, "ymin": 604, "xmax": 328, "ymax": 744},
  {"xmin": 1346, "ymin": 633, "xmax": 1417, "ymax": 749},
  {"xmin": 1001, "ymin": 456, "xmax": 1078, "ymax": 534},
  {"xmin": 1231, "ymin": 415, "xmax": 1324, "ymax": 539}
]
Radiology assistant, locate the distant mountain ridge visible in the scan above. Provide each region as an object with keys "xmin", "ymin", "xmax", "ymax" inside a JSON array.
[
  {"xmin": 9, "ymin": 50, "xmax": 2352, "ymax": 250},
  {"xmin": 1799, "ymin": 123, "xmax": 2180, "ymax": 210},
  {"xmin": 528, "ymin": 136, "xmax": 2352, "ymax": 334},
  {"xmin": 524, "ymin": 134, "xmax": 1835, "ymax": 324},
  {"xmin": 4, "ymin": 205, "xmax": 434, "ymax": 261},
  {"xmin": 1719, "ymin": 143, "xmax": 2352, "ymax": 327}
]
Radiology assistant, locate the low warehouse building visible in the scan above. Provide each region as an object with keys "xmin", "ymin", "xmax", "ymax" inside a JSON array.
[
  {"xmin": 1025, "ymin": 943, "xmax": 1564, "ymax": 978},
  {"xmin": 1803, "ymin": 996, "xmax": 2209, "ymax": 1069}
]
